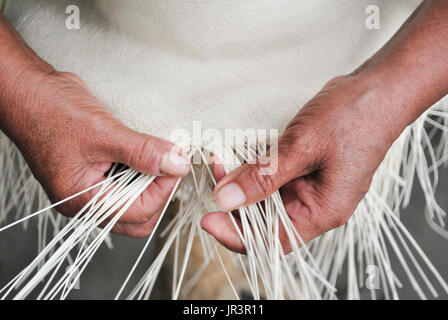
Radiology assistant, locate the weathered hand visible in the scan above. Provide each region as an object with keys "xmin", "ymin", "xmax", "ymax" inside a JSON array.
[
  {"xmin": 5, "ymin": 71, "xmax": 190, "ymax": 237},
  {"xmin": 201, "ymin": 74, "xmax": 408, "ymax": 253},
  {"xmin": 0, "ymin": 12, "xmax": 190, "ymax": 237}
]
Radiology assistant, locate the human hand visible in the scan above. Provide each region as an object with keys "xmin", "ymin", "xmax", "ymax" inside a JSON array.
[
  {"xmin": 3, "ymin": 70, "xmax": 190, "ymax": 237},
  {"xmin": 0, "ymin": 12, "xmax": 190, "ymax": 237},
  {"xmin": 202, "ymin": 0, "xmax": 448, "ymax": 254},
  {"xmin": 201, "ymin": 74, "xmax": 410, "ymax": 253}
]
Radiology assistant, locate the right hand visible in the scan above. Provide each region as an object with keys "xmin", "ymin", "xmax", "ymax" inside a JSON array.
[{"xmin": 3, "ymin": 70, "xmax": 190, "ymax": 237}]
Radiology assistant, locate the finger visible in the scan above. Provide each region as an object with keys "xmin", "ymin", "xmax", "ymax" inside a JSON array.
[
  {"xmin": 103, "ymin": 125, "xmax": 190, "ymax": 177},
  {"xmin": 57, "ymin": 72, "xmax": 91, "ymax": 92},
  {"xmin": 110, "ymin": 208, "xmax": 162, "ymax": 238},
  {"xmin": 211, "ymin": 154, "xmax": 226, "ymax": 182},
  {"xmin": 279, "ymin": 179, "xmax": 323, "ymax": 246},
  {"xmin": 203, "ymin": 184, "xmax": 317, "ymax": 254},
  {"xmin": 58, "ymin": 165, "xmax": 179, "ymax": 226},
  {"xmin": 201, "ymin": 211, "xmax": 246, "ymax": 254},
  {"xmin": 88, "ymin": 175, "xmax": 179, "ymax": 224},
  {"xmin": 212, "ymin": 131, "xmax": 319, "ymax": 211},
  {"xmin": 116, "ymin": 176, "xmax": 179, "ymax": 223},
  {"xmin": 280, "ymin": 175, "xmax": 353, "ymax": 247},
  {"xmin": 53, "ymin": 162, "xmax": 111, "ymax": 217}
]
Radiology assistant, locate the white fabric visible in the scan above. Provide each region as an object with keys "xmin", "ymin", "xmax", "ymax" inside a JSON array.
[{"xmin": 5, "ymin": 0, "xmax": 417, "ymax": 141}]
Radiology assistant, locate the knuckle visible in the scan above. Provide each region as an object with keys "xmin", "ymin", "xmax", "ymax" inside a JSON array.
[
  {"xmin": 129, "ymin": 137, "xmax": 155, "ymax": 168},
  {"xmin": 248, "ymin": 165, "xmax": 276, "ymax": 196},
  {"xmin": 55, "ymin": 71, "xmax": 86, "ymax": 88},
  {"xmin": 323, "ymin": 75, "xmax": 348, "ymax": 88},
  {"xmin": 59, "ymin": 71, "xmax": 79, "ymax": 79}
]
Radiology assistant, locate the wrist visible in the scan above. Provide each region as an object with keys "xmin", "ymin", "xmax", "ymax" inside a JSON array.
[
  {"xmin": 0, "ymin": 12, "xmax": 55, "ymax": 138},
  {"xmin": 352, "ymin": 45, "xmax": 448, "ymax": 131},
  {"xmin": 348, "ymin": 62, "xmax": 433, "ymax": 142},
  {"xmin": 0, "ymin": 60, "xmax": 55, "ymax": 142}
]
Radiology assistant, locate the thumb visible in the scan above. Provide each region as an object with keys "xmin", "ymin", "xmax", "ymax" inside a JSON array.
[
  {"xmin": 103, "ymin": 124, "xmax": 190, "ymax": 177},
  {"xmin": 213, "ymin": 134, "xmax": 317, "ymax": 211}
]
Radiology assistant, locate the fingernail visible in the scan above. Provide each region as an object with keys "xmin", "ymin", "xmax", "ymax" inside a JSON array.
[
  {"xmin": 215, "ymin": 183, "xmax": 246, "ymax": 211},
  {"xmin": 160, "ymin": 151, "xmax": 190, "ymax": 177}
]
